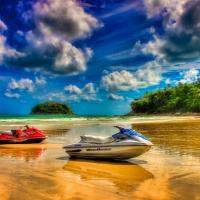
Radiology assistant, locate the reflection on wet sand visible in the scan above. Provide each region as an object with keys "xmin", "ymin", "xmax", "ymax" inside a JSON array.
[
  {"xmin": 62, "ymin": 159, "xmax": 153, "ymax": 199},
  {"xmin": 0, "ymin": 121, "xmax": 200, "ymax": 200},
  {"xmin": 0, "ymin": 143, "xmax": 61, "ymax": 160},
  {"xmin": 64, "ymin": 159, "xmax": 153, "ymax": 182},
  {"xmin": 0, "ymin": 147, "xmax": 46, "ymax": 161},
  {"xmin": 133, "ymin": 121, "xmax": 200, "ymax": 158}
]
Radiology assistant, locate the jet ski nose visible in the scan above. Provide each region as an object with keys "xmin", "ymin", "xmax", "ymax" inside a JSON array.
[{"xmin": 145, "ymin": 140, "xmax": 153, "ymax": 146}]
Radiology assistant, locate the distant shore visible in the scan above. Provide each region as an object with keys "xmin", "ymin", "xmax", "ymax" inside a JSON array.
[{"xmin": 0, "ymin": 115, "xmax": 200, "ymax": 131}]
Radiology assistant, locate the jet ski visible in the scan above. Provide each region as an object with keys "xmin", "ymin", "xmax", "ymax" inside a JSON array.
[
  {"xmin": 0, "ymin": 126, "xmax": 47, "ymax": 144},
  {"xmin": 63, "ymin": 126, "xmax": 153, "ymax": 160}
]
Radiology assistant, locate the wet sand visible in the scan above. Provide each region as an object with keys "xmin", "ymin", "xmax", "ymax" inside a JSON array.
[{"xmin": 0, "ymin": 117, "xmax": 200, "ymax": 200}]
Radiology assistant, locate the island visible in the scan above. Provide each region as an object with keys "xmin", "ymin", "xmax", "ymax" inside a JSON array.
[
  {"xmin": 31, "ymin": 101, "xmax": 74, "ymax": 115},
  {"xmin": 129, "ymin": 81, "xmax": 200, "ymax": 115}
]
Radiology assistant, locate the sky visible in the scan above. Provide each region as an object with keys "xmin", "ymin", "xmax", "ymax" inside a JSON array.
[{"xmin": 0, "ymin": 0, "xmax": 200, "ymax": 116}]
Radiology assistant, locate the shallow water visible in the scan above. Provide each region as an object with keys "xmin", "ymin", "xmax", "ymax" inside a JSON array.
[{"xmin": 0, "ymin": 120, "xmax": 200, "ymax": 200}]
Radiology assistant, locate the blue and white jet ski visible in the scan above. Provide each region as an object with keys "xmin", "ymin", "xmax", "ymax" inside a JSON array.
[{"xmin": 63, "ymin": 126, "xmax": 153, "ymax": 160}]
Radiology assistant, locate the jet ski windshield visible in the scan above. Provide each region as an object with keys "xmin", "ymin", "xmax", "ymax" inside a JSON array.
[{"xmin": 112, "ymin": 126, "xmax": 149, "ymax": 141}]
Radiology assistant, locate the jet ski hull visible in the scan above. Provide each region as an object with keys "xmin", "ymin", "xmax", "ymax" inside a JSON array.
[
  {"xmin": 0, "ymin": 137, "xmax": 46, "ymax": 144},
  {"xmin": 64, "ymin": 144, "xmax": 151, "ymax": 160}
]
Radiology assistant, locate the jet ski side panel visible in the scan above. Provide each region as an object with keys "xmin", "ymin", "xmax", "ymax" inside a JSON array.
[{"xmin": 64, "ymin": 145, "xmax": 151, "ymax": 160}]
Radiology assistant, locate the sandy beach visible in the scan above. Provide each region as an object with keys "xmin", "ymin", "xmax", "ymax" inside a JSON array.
[{"xmin": 0, "ymin": 116, "xmax": 200, "ymax": 200}]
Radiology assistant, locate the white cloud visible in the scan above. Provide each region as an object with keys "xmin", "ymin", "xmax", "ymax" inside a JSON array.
[
  {"xmin": 5, "ymin": 76, "xmax": 48, "ymax": 98},
  {"xmin": 40, "ymin": 83, "xmax": 99, "ymax": 102},
  {"xmin": 1, "ymin": 0, "xmax": 101, "ymax": 75},
  {"xmin": 165, "ymin": 68, "xmax": 200, "ymax": 86},
  {"xmin": 179, "ymin": 68, "xmax": 199, "ymax": 84},
  {"xmin": 4, "ymin": 91, "xmax": 20, "ymax": 98},
  {"xmin": 142, "ymin": 0, "xmax": 200, "ymax": 63},
  {"xmin": 102, "ymin": 70, "xmax": 137, "ymax": 91},
  {"xmin": 101, "ymin": 62, "xmax": 162, "ymax": 91},
  {"xmin": 108, "ymin": 93, "xmax": 124, "ymax": 101},
  {"xmin": 33, "ymin": 0, "xmax": 100, "ymax": 40},
  {"xmin": 35, "ymin": 76, "xmax": 46, "ymax": 86},
  {"xmin": 83, "ymin": 83, "xmax": 96, "ymax": 94},
  {"xmin": 0, "ymin": 34, "xmax": 24, "ymax": 64},
  {"xmin": 0, "ymin": 35, "xmax": 6, "ymax": 63},
  {"xmin": 8, "ymin": 78, "xmax": 34, "ymax": 92},
  {"xmin": 145, "ymin": 0, "xmax": 187, "ymax": 21},
  {"xmin": 165, "ymin": 78, "xmax": 171, "ymax": 85},
  {"xmin": 142, "ymin": 35, "xmax": 165, "ymax": 60},
  {"xmin": 136, "ymin": 62, "xmax": 163, "ymax": 84},
  {"xmin": 106, "ymin": 41, "xmax": 145, "ymax": 61},
  {"xmin": 45, "ymin": 92, "xmax": 67, "ymax": 101},
  {"xmin": 52, "ymin": 41, "xmax": 88, "ymax": 75},
  {"xmin": 64, "ymin": 85, "xmax": 82, "ymax": 95},
  {"xmin": 64, "ymin": 83, "xmax": 98, "ymax": 101}
]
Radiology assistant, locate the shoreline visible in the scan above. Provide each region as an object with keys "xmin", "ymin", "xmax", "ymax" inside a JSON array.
[{"xmin": 0, "ymin": 115, "xmax": 200, "ymax": 131}]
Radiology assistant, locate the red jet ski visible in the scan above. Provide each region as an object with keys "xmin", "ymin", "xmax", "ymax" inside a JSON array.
[{"xmin": 0, "ymin": 126, "xmax": 47, "ymax": 144}]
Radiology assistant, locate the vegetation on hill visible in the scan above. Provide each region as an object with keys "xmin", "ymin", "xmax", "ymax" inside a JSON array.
[
  {"xmin": 31, "ymin": 102, "xmax": 74, "ymax": 115},
  {"xmin": 130, "ymin": 81, "xmax": 200, "ymax": 114}
]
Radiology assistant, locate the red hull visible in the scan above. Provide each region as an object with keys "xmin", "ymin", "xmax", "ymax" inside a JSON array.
[
  {"xmin": 0, "ymin": 127, "xmax": 47, "ymax": 144},
  {"xmin": 0, "ymin": 137, "xmax": 46, "ymax": 144}
]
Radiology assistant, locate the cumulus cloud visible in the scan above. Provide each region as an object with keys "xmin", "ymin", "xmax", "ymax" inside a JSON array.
[
  {"xmin": 164, "ymin": 68, "xmax": 199, "ymax": 86},
  {"xmin": 64, "ymin": 84, "xmax": 82, "ymax": 95},
  {"xmin": 102, "ymin": 70, "xmax": 137, "ymax": 91},
  {"xmin": 39, "ymin": 82, "xmax": 99, "ymax": 102},
  {"xmin": 33, "ymin": 0, "xmax": 100, "ymax": 40},
  {"xmin": 83, "ymin": 83, "xmax": 96, "ymax": 94},
  {"xmin": 108, "ymin": 93, "xmax": 124, "ymax": 101},
  {"xmin": 45, "ymin": 92, "xmax": 67, "ymax": 101},
  {"xmin": 1, "ymin": 0, "xmax": 100, "ymax": 75},
  {"xmin": 101, "ymin": 62, "xmax": 162, "ymax": 91},
  {"xmin": 4, "ymin": 91, "xmax": 20, "ymax": 98},
  {"xmin": 143, "ymin": 0, "xmax": 200, "ymax": 63},
  {"xmin": 145, "ymin": 0, "xmax": 187, "ymax": 20},
  {"xmin": 35, "ymin": 76, "xmax": 46, "ymax": 86},
  {"xmin": 0, "ymin": 35, "xmax": 6, "ymax": 62},
  {"xmin": 179, "ymin": 68, "xmax": 199, "ymax": 84},
  {"xmin": 5, "ymin": 76, "xmax": 47, "ymax": 98},
  {"xmin": 64, "ymin": 83, "xmax": 98, "ymax": 101},
  {"xmin": 4, "ymin": 78, "xmax": 34, "ymax": 98},
  {"xmin": 8, "ymin": 78, "xmax": 34, "ymax": 92},
  {"xmin": 0, "ymin": 33, "xmax": 24, "ymax": 64}
]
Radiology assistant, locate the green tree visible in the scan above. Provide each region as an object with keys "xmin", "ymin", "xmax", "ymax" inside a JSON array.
[
  {"xmin": 31, "ymin": 102, "xmax": 74, "ymax": 115},
  {"xmin": 130, "ymin": 81, "xmax": 200, "ymax": 114}
]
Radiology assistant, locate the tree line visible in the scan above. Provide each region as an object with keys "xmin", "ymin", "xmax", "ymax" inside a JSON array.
[{"xmin": 131, "ymin": 81, "xmax": 200, "ymax": 114}]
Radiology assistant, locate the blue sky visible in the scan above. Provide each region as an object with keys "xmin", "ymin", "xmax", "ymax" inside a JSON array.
[{"xmin": 0, "ymin": 0, "xmax": 200, "ymax": 116}]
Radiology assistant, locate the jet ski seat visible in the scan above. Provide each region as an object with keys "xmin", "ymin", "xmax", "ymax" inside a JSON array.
[{"xmin": 80, "ymin": 135, "xmax": 115, "ymax": 144}]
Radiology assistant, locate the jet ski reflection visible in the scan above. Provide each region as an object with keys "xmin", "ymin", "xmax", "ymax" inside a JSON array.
[
  {"xmin": 0, "ymin": 147, "xmax": 46, "ymax": 161},
  {"xmin": 63, "ymin": 159, "xmax": 153, "ymax": 192}
]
